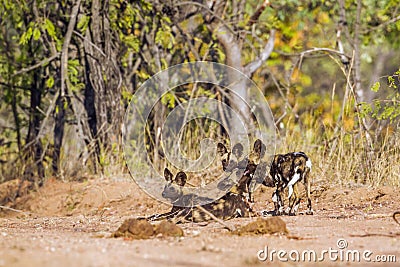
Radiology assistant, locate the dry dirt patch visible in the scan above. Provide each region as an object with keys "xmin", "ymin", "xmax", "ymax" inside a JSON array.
[{"xmin": 1, "ymin": 177, "xmax": 400, "ymax": 266}]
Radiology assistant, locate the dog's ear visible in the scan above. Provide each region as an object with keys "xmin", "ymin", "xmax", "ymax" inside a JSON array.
[
  {"xmin": 164, "ymin": 168, "xmax": 173, "ymax": 182},
  {"xmin": 217, "ymin": 143, "xmax": 228, "ymax": 156},
  {"xmin": 174, "ymin": 171, "xmax": 187, "ymax": 186},
  {"xmin": 253, "ymin": 139, "xmax": 262, "ymax": 155},
  {"xmin": 232, "ymin": 143, "xmax": 243, "ymax": 159}
]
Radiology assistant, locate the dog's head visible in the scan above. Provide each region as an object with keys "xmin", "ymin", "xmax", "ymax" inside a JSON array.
[
  {"xmin": 162, "ymin": 168, "xmax": 187, "ymax": 203},
  {"xmin": 217, "ymin": 142, "xmax": 244, "ymax": 171},
  {"xmin": 248, "ymin": 139, "xmax": 266, "ymax": 165}
]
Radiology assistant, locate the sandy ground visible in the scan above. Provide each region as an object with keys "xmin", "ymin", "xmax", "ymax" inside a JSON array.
[{"xmin": 0, "ymin": 176, "xmax": 399, "ymax": 267}]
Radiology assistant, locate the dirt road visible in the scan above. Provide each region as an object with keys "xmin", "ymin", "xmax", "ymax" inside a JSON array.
[{"xmin": 1, "ymin": 178, "xmax": 399, "ymax": 266}]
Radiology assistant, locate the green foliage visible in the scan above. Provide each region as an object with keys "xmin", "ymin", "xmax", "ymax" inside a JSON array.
[
  {"xmin": 46, "ymin": 76, "xmax": 55, "ymax": 88},
  {"xmin": 360, "ymin": 68, "xmax": 400, "ymax": 122},
  {"xmin": 123, "ymin": 35, "xmax": 140, "ymax": 52},
  {"xmin": 0, "ymin": 0, "xmax": 400, "ymax": 183},
  {"xmin": 68, "ymin": 59, "xmax": 85, "ymax": 91},
  {"xmin": 371, "ymin": 82, "xmax": 380, "ymax": 92},
  {"xmin": 19, "ymin": 25, "xmax": 34, "ymax": 45},
  {"xmin": 161, "ymin": 92, "xmax": 176, "ymax": 108},
  {"xmin": 77, "ymin": 15, "xmax": 90, "ymax": 32},
  {"xmin": 155, "ymin": 21, "xmax": 175, "ymax": 49}
]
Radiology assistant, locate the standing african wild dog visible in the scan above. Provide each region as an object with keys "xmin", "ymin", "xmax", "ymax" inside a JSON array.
[
  {"xmin": 147, "ymin": 168, "xmax": 250, "ymax": 223},
  {"xmin": 269, "ymin": 151, "xmax": 313, "ymax": 216},
  {"xmin": 217, "ymin": 139, "xmax": 267, "ymax": 204},
  {"xmin": 218, "ymin": 139, "xmax": 313, "ymax": 216}
]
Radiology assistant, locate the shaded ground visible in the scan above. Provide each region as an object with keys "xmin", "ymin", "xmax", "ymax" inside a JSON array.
[{"xmin": 1, "ymin": 176, "xmax": 399, "ymax": 266}]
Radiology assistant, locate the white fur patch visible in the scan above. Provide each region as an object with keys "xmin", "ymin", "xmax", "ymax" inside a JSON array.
[
  {"xmin": 285, "ymin": 207, "xmax": 291, "ymax": 214},
  {"xmin": 306, "ymin": 159, "xmax": 312, "ymax": 169},
  {"xmin": 293, "ymin": 203, "xmax": 300, "ymax": 213},
  {"xmin": 288, "ymin": 172, "xmax": 301, "ymax": 199},
  {"xmin": 272, "ymin": 192, "xmax": 277, "ymax": 202},
  {"xmin": 236, "ymin": 208, "xmax": 242, "ymax": 217},
  {"xmin": 288, "ymin": 185, "xmax": 294, "ymax": 199}
]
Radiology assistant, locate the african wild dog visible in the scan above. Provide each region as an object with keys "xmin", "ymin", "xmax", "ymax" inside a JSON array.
[
  {"xmin": 218, "ymin": 139, "xmax": 313, "ymax": 216},
  {"xmin": 147, "ymin": 168, "xmax": 250, "ymax": 223},
  {"xmin": 217, "ymin": 139, "xmax": 266, "ymax": 204},
  {"xmin": 268, "ymin": 151, "xmax": 313, "ymax": 216}
]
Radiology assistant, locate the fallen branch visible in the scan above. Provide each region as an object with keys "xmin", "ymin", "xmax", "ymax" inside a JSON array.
[
  {"xmin": 196, "ymin": 205, "xmax": 236, "ymax": 232},
  {"xmin": 286, "ymin": 235, "xmax": 315, "ymax": 240},
  {"xmin": 0, "ymin": 205, "xmax": 29, "ymax": 215},
  {"xmin": 350, "ymin": 233, "xmax": 400, "ymax": 238},
  {"xmin": 393, "ymin": 211, "xmax": 400, "ymax": 226}
]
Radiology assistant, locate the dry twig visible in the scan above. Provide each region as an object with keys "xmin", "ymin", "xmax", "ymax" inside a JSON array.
[
  {"xmin": 0, "ymin": 205, "xmax": 29, "ymax": 215},
  {"xmin": 195, "ymin": 205, "xmax": 236, "ymax": 232},
  {"xmin": 393, "ymin": 211, "xmax": 400, "ymax": 226}
]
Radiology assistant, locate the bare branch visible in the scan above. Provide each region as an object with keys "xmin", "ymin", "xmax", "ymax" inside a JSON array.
[
  {"xmin": 277, "ymin": 47, "xmax": 351, "ymax": 59},
  {"xmin": 244, "ymin": 29, "xmax": 276, "ymax": 76},
  {"xmin": 0, "ymin": 82, "xmax": 30, "ymax": 90},
  {"xmin": 12, "ymin": 53, "xmax": 60, "ymax": 77},
  {"xmin": 336, "ymin": 3, "xmax": 350, "ymax": 66},
  {"xmin": 61, "ymin": 0, "xmax": 82, "ymax": 97},
  {"xmin": 338, "ymin": 0, "xmax": 354, "ymax": 48},
  {"xmin": 175, "ymin": 1, "xmax": 236, "ymax": 36},
  {"xmin": 362, "ymin": 14, "xmax": 400, "ymax": 34},
  {"xmin": 73, "ymin": 30, "xmax": 106, "ymax": 57},
  {"xmin": 248, "ymin": 0, "xmax": 270, "ymax": 26}
]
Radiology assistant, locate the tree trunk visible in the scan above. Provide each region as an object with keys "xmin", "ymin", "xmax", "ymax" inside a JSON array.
[
  {"xmin": 210, "ymin": 0, "xmax": 274, "ymax": 142},
  {"xmin": 83, "ymin": 54, "xmax": 101, "ymax": 173},
  {"xmin": 52, "ymin": 95, "xmax": 66, "ymax": 175},
  {"xmin": 82, "ymin": 0, "xmax": 123, "ymax": 170},
  {"xmin": 25, "ymin": 70, "xmax": 45, "ymax": 184}
]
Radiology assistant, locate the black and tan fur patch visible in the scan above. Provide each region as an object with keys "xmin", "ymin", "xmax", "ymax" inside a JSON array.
[
  {"xmin": 147, "ymin": 168, "xmax": 251, "ymax": 223},
  {"xmin": 268, "ymin": 151, "xmax": 313, "ymax": 216},
  {"xmin": 218, "ymin": 140, "xmax": 313, "ymax": 216},
  {"xmin": 217, "ymin": 139, "xmax": 267, "ymax": 204}
]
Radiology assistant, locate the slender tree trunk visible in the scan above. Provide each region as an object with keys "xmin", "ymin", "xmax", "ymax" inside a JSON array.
[
  {"xmin": 52, "ymin": 95, "xmax": 66, "ymax": 175},
  {"xmin": 52, "ymin": 0, "xmax": 81, "ymax": 176},
  {"xmin": 353, "ymin": 0, "xmax": 374, "ymax": 182},
  {"xmin": 353, "ymin": 0, "xmax": 363, "ymax": 101},
  {"xmin": 11, "ymin": 86, "xmax": 22, "ymax": 153},
  {"xmin": 26, "ymin": 70, "xmax": 45, "ymax": 183},
  {"xmin": 83, "ymin": 54, "xmax": 101, "ymax": 173}
]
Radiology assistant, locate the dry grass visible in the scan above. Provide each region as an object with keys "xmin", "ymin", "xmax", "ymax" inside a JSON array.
[{"xmin": 280, "ymin": 122, "xmax": 400, "ymax": 187}]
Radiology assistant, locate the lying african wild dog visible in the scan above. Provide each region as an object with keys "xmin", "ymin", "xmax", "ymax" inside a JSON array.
[
  {"xmin": 147, "ymin": 168, "xmax": 250, "ymax": 223},
  {"xmin": 218, "ymin": 139, "xmax": 313, "ymax": 216},
  {"xmin": 268, "ymin": 151, "xmax": 313, "ymax": 216},
  {"xmin": 217, "ymin": 139, "xmax": 267, "ymax": 204}
]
